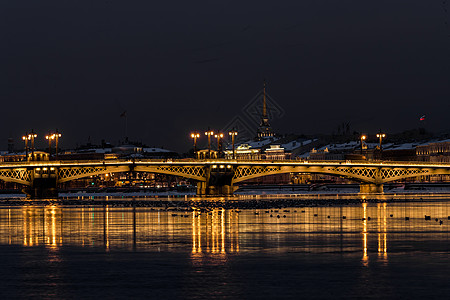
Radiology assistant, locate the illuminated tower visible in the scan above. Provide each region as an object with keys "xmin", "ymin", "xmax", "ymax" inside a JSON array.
[{"xmin": 257, "ymin": 80, "xmax": 274, "ymax": 139}]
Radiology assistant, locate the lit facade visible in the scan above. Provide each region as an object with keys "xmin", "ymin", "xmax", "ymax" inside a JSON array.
[
  {"xmin": 416, "ymin": 140, "xmax": 450, "ymax": 181},
  {"xmin": 224, "ymin": 144, "xmax": 261, "ymax": 160},
  {"xmin": 416, "ymin": 140, "xmax": 450, "ymax": 162},
  {"xmin": 264, "ymin": 145, "xmax": 290, "ymax": 160}
]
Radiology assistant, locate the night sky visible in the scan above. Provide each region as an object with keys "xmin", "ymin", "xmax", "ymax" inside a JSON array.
[{"xmin": 2, "ymin": 0, "xmax": 450, "ymax": 152}]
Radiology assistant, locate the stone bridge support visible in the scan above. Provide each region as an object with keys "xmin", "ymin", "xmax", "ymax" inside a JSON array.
[
  {"xmin": 24, "ymin": 167, "xmax": 58, "ymax": 199},
  {"xmin": 197, "ymin": 165, "xmax": 235, "ymax": 196}
]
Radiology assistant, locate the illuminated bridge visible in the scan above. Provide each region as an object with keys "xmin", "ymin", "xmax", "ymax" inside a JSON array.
[{"xmin": 1, "ymin": 159, "xmax": 450, "ymax": 198}]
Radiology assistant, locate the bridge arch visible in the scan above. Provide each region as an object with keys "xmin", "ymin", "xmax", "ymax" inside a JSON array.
[
  {"xmin": 58, "ymin": 164, "xmax": 207, "ymax": 183},
  {"xmin": 133, "ymin": 165, "xmax": 207, "ymax": 182},
  {"xmin": 58, "ymin": 165, "xmax": 131, "ymax": 183},
  {"xmin": 232, "ymin": 165, "xmax": 378, "ymax": 184},
  {"xmin": 0, "ymin": 168, "xmax": 32, "ymax": 186},
  {"xmin": 232, "ymin": 165, "xmax": 448, "ymax": 185}
]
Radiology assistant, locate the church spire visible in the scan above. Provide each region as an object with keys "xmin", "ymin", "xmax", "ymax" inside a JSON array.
[{"xmin": 257, "ymin": 79, "xmax": 274, "ymax": 139}]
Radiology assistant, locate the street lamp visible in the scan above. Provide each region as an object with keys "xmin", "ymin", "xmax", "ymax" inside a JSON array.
[
  {"xmin": 376, "ymin": 132, "xmax": 386, "ymax": 150},
  {"xmin": 46, "ymin": 133, "xmax": 55, "ymax": 156},
  {"xmin": 229, "ymin": 129, "xmax": 238, "ymax": 159},
  {"xmin": 214, "ymin": 132, "xmax": 224, "ymax": 158},
  {"xmin": 54, "ymin": 130, "xmax": 62, "ymax": 159},
  {"xmin": 205, "ymin": 128, "xmax": 214, "ymax": 159},
  {"xmin": 23, "ymin": 130, "xmax": 37, "ymax": 161},
  {"xmin": 30, "ymin": 131, "xmax": 37, "ymax": 160},
  {"xmin": 22, "ymin": 132, "xmax": 29, "ymax": 161},
  {"xmin": 360, "ymin": 134, "xmax": 366, "ymax": 154},
  {"xmin": 190, "ymin": 132, "xmax": 200, "ymax": 158}
]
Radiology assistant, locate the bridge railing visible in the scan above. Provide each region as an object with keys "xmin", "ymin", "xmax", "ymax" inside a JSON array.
[{"xmin": 0, "ymin": 158, "xmax": 449, "ymax": 168}]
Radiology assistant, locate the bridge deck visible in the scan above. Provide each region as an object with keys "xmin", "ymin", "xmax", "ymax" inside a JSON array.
[{"xmin": 0, "ymin": 159, "xmax": 449, "ymax": 169}]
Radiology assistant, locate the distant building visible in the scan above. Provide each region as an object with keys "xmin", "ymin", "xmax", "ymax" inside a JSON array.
[
  {"xmin": 64, "ymin": 138, "xmax": 178, "ymax": 160},
  {"xmin": 416, "ymin": 139, "xmax": 450, "ymax": 163},
  {"xmin": 196, "ymin": 149, "xmax": 219, "ymax": 159},
  {"xmin": 264, "ymin": 145, "xmax": 290, "ymax": 160},
  {"xmin": 0, "ymin": 152, "xmax": 24, "ymax": 162},
  {"xmin": 0, "ymin": 151, "xmax": 49, "ymax": 162},
  {"xmin": 416, "ymin": 139, "xmax": 450, "ymax": 182},
  {"xmin": 308, "ymin": 141, "xmax": 422, "ymax": 162},
  {"xmin": 224, "ymin": 144, "xmax": 261, "ymax": 160},
  {"xmin": 113, "ymin": 144, "xmax": 143, "ymax": 156},
  {"xmin": 142, "ymin": 148, "xmax": 178, "ymax": 159},
  {"xmin": 58, "ymin": 149, "xmax": 116, "ymax": 161},
  {"xmin": 223, "ymin": 144, "xmax": 290, "ymax": 160},
  {"xmin": 310, "ymin": 147, "xmax": 345, "ymax": 161},
  {"xmin": 381, "ymin": 146, "xmax": 417, "ymax": 161},
  {"xmin": 309, "ymin": 142, "xmax": 361, "ymax": 161}
]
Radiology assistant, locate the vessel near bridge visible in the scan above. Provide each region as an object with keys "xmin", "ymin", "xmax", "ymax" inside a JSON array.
[{"xmin": 0, "ymin": 159, "xmax": 449, "ymax": 198}]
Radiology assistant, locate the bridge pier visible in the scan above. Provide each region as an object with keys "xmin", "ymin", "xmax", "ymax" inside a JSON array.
[
  {"xmin": 24, "ymin": 181, "xmax": 58, "ymax": 199},
  {"xmin": 197, "ymin": 182, "xmax": 234, "ymax": 195},
  {"xmin": 24, "ymin": 168, "xmax": 59, "ymax": 199},
  {"xmin": 359, "ymin": 183, "xmax": 384, "ymax": 194},
  {"xmin": 197, "ymin": 165, "xmax": 235, "ymax": 196}
]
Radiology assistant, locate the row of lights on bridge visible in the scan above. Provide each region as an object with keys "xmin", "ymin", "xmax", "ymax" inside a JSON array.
[
  {"xmin": 192, "ymin": 130, "xmax": 387, "ymax": 159},
  {"xmin": 191, "ymin": 128, "xmax": 238, "ymax": 159},
  {"xmin": 19, "ymin": 128, "xmax": 385, "ymax": 162},
  {"xmin": 22, "ymin": 130, "xmax": 62, "ymax": 161}
]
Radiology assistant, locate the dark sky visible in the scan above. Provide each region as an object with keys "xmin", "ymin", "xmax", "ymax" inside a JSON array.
[{"xmin": 2, "ymin": 0, "xmax": 450, "ymax": 152}]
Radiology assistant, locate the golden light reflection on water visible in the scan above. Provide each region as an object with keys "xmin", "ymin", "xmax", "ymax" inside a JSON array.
[
  {"xmin": 362, "ymin": 202, "xmax": 368, "ymax": 264},
  {"xmin": 191, "ymin": 208, "xmax": 239, "ymax": 255},
  {"xmin": 378, "ymin": 203, "xmax": 388, "ymax": 259},
  {"xmin": 0, "ymin": 201, "xmax": 448, "ymax": 261}
]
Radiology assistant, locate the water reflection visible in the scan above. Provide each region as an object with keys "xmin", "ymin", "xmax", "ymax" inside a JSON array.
[
  {"xmin": 377, "ymin": 203, "xmax": 388, "ymax": 260},
  {"xmin": 0, "ymin": 201, "xmax": 449, "ymax": 260},
  {"xmin": 362, "ymin": 202, "xmax": 368, "ymax": 264},
  {"xmin": 21, "ymin": 206, "xmax": 61, "ymax": 248},
  {"xmin": 190, "ymin": 208, "xmax": 240, "ymax": 265}
]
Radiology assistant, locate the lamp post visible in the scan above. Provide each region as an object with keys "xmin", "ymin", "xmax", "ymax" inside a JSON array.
[
  {"xmin": 360, "ymin": 134, "xmax": 366, "ymax": 154},
  {"xmin": 205, "ymin": 128, "xmax": 214, "ymax": 159},
  {"xmin": 54, "ymin": 130, "xmax": 62, "ymax": 159},
  {"xmin": 25, "ymin": 130, "xmax": 37, "ymax": 161},
  {"xmin": 190, "ymin": 132, "xmax": 200, "ymax": 158},
  {"xmin": 215, "ymin": 132, "xmax": 224, "ymax": 158},
  {"xmin": 376, "ymin": 132, "xmax": 386, "ymax": 150},
  {"xmin": 229, "ymin": 129, "xmax": 238, "ymax": 159},
  {"xmin": 22, "ymin": 132, "xmax": 29, "ymax": 161},
  {"xmin": 46, "ymin": 133, "xmax": 55, "ymax": 157}
]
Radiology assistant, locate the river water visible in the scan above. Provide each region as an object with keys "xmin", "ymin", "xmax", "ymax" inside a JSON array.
[{"xmin": 0, "ymin": 197, "xmax": 449, "ymax": 299}]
